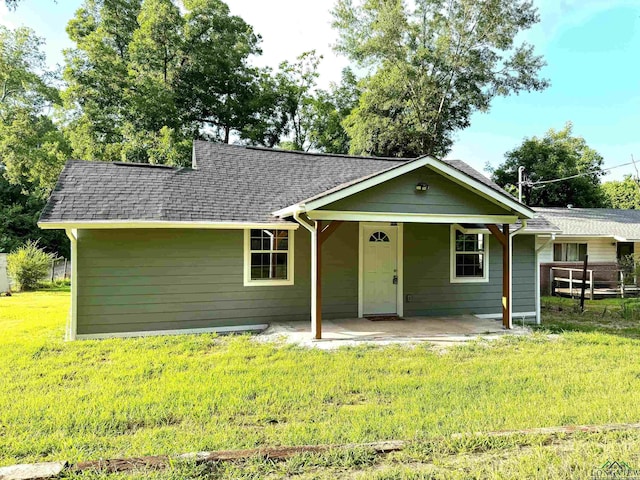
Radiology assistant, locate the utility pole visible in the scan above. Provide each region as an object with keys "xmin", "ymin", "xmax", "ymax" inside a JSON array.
[{"xmin": 518, "ymin": 166, "xmax": 525, "ymax": 204}]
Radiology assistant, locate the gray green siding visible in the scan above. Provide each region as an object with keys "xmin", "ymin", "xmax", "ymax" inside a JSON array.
[
  {"xmin": 403, "ymin": 224, "xmax": 535, "ymax": 316},
  {"xmin": 320, "ymin": 167, "xmax": 511, "ymax": 215},
  {"xmin": 76, "ymin": 222, "xmax": 536, "ymax": 335},
  {"xmin": 76, "ymin": 226, "xmax": 358, "ymax": 335},
  {"xmin": 76, "ymin": 229, "xmax": 308, "ymax": 334}
]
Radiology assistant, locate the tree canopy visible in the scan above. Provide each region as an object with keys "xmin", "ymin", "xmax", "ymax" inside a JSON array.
[
  {"xmin": 0, "ymin": 26, "xmax": 70, "ymax": 255},
  {"xmin": 332, "ymin": 0, "xmax": 549, "ymax": 158},
  {"xmin": 491, "ymin": 123, "xmax": 605, "ymax": 208},
  {"xmin": 63, "ymin": 0, "xmax": 266, "ymax": 164},
  {"xmin": 602, "ymin": 175, "xmax": 640, "ymax": 209}
]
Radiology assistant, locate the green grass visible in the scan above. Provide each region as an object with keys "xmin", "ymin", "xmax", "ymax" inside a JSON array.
[
  {"xmin": 3, "ymin": 292, "xmax": 640, "ymax": 478},
  {"xmin": 539, "ymin": 295, "xmax": 640, "ymax": 337}
]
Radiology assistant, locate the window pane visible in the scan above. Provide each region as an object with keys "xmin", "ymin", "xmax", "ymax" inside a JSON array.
[
  {"xmin": 251, "ymin": 251, "xmax": 288, "ymax": 280},
  {"xmin": 578, "ymin": 244, "xmax": 587, "ymax": 261},
  {"xmin": 553, "ymin": 244, "xmax": 563, "ymax": 261},
  {"xmin": 455, "ymin": 253, "xmax": 484, "ymax": 277},
  {"xmin": 271, "ymin": 253, "xmax": 288, "ymax": 279},
  {"xmin": 455, "ymin": 230, "xmax": 482, "ymax": 252},
  {"xmin": 275, "ymin": 231, "xmax": 289, "ymax": 250}
]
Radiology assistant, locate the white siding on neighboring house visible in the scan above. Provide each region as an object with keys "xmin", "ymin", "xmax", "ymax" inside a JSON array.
[
  {"xmin": 536, "ymin": 237, "xmax": 617, "ymax": 264},
  {"xmin": 0, "ymin": 254, "xmax": 9, "ymax": 293}
]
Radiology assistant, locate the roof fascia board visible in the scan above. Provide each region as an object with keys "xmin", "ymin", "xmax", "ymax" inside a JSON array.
[
  {"xmin": 38, "ymin": 221, "xmax": 299, "ymax": 230},
  {"xmin": 552, "ymin": 234, "xmax": 625, "ymax": 240},
  {"xmin": 306, "ymin": 210, "xmax": 518, "ymax": 224}
]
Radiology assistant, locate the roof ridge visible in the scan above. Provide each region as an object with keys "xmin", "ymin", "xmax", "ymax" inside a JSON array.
[{"xmin": 194, "ymin": 140, "xmax": 414, "ymax": 162}]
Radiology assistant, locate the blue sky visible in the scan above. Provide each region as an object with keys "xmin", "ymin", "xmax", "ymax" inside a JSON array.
[{"xmin": 1, "ymin": 0, "xmax": 639, "ymax": 180}]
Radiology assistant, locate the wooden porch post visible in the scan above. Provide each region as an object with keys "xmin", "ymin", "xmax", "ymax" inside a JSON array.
[
  {"xmin": 313, "ymin": 221, "xmax": 344, "ymax": 340},
  {"xmin": 486, "ymin": 224, "xmax": 511, "ymax": 329},
  {"xmin": 315, "ymin": 220, "xmax": 323, "ymax": 340},
  {"xmin": 502, "ymin": 224, "xmax": 511, "ymax": 329}
]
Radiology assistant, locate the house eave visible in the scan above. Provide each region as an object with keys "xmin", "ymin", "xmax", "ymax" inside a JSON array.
[
  {"xmin": 305, "ymin": 211, "xmax": 519, "ymax": 224},
  {"xmin": 38, "ymin": 220, "xmax": 299, "ymax": 230}
]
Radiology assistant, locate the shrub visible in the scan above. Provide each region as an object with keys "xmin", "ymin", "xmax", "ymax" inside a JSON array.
[{"xmin": 7, "ymin": 241, "xmax": 54, "ymax": 291}]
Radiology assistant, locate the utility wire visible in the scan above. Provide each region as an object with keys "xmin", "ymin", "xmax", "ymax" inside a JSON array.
[{"xmin": 523, "ymin": 160, "xmax": 637, "ymax": 188}]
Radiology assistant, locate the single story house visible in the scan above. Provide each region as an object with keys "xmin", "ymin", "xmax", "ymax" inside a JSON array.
[
  {"xmin": 38, "ymin": 141, "xmax": 557, "ymax": 340},
  {"xmin": 534, "ymin": 207, "xmax": 640, "ymax": 294}
]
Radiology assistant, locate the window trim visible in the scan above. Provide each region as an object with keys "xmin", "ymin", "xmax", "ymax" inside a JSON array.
[
  {"xmin": 243, "ymin": 228, "xmax": 295, "ymax": 286},
  {"xmin": 450, "ymin": 225, "xmax": 489, "ymax": 284},
  {"xmin": 553, "ymin": 242, "xmax": 588, "ymax": 262}
]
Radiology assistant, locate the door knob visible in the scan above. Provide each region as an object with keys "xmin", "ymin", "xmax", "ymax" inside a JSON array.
[{"xmin": 393, "ymin": 275, "xmax": 398, "ymax": 284}]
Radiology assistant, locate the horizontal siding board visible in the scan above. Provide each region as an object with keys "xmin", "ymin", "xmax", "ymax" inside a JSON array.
[
  {"xmin": 82, "ymin": 265, "xmax": 244, "ymax": 277},
  {"xmin": 79, "ymin": 317, "xmax": 307, "ymax": 335},
  {"xmin": 78, "ymin": 299, "xmax": 311, "ymax": 316},
  {"xmin": 79, "ymin": 275, "xmax": 244, "ymax": 287},
  {"xmin": 80, "ymin": 257, "xmax": 243, "ymax": 268}
]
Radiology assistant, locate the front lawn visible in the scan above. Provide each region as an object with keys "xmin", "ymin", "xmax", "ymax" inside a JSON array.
[
  {"xmin": 3, "ymin": 291, "xmax": 640, "ymax": 478},
  {"xmin": 540, "ymin": 295, "xmax": 640, "ymax": 337}
]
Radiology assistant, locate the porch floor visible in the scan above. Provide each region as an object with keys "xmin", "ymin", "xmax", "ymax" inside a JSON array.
[{"xmin": 258, "ymin": 315, "xmax": 530, "ymax": 350}]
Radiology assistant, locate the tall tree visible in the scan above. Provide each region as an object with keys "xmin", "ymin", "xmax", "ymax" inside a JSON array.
[
  {"xmin": 243, "ymin": 54, "xmax": 358, "ymax": 154},
  {"xmin": 332, "ymin": 0, "xmax": 549, "ymax": 158},
  {"xmin": 64, "ymin": 0, "xmax": 142, "ymax": 162},
  {"xmin": 273, "ymin": 51, "xmax": 322, "ymax": 152},
  {"xmin": 602, "ymin": 175, "xmax": 640, "ymax": 209},
  {"xmin": 64, "ymin": 0, "xmax": 266, "ymax": 161},
  {"xmin": 0, "ymin": 26, "xmax": 70, "ymax": 255},
  {"xmin": 308, "ymin": 68, "xmax": 360, "ymax": 154},
  {"xmin": 0, "ymin": 26, "xmax": 70, "ymax": 198},
  {"xmin": 491, "ymin": 122, "xmax": 605, "ymax": 207},
  {"xmin": 175, "ymin": 0, "xmax": 262, "ymax": 144}
]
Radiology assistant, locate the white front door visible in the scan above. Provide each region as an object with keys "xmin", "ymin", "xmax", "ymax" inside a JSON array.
[{"xmin": 363, "ymin": 225, "xmax": 398, "ymax": 315}]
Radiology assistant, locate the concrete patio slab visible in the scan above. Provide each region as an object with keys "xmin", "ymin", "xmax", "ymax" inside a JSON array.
[{"xmin": 258, "ymin": 315, "xmax": 530, "ymax": 350}]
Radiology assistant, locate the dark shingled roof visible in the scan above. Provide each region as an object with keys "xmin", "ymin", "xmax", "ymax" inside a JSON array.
[{"xmin": 39, "ymin": 140, "xmax": 524, "ymax": 225}]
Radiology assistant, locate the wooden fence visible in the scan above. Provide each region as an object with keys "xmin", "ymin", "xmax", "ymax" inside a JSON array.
[{"xmin": 551, "ymin": 266, "xmax": 640, "ymax": 299}]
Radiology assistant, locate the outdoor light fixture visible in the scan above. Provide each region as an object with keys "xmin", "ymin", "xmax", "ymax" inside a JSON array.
[{"xmin": 415, "ymin": 182, "xmax": 429, "ymax": 192}]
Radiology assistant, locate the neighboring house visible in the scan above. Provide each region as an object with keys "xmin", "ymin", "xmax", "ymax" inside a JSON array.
[
  {"xmin": 534, "ymin": 207, "xmax": 640, "ymax": 294},
  {"xmin": 38, "ymin": 141, "xmax": 557, "ymax": 340}
]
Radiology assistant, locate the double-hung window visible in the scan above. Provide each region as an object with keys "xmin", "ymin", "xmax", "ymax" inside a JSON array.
[
  {"xmin": 450, "ymin": 226, "xmax": 489, "ymax": 283},
  {"xmin": 244, "ymin": 229, "xmax": 294, "ymax": 286}
]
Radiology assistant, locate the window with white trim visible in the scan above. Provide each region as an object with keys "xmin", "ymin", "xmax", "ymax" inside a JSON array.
[
  {"xmin": 450, "ymin": 226, "xmax": 488, "ymax": 282},
  {"xmin": 244, "ymin": 229, "xmax": 294, "ymax": 286},
  {"xmin": 553, "ymin": 243, "xmax": 587, "ymax": 262}
]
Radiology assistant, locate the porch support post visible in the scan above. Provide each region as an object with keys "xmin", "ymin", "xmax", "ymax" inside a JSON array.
[
  {"xmin": 312, "ymin": 220, "xmax": 344, "ymax": 340},
  {"xmin": 503, "ymin": 224, "xmax": 511, "ymax": 329},
  {"xmin": 311, "ymin": 220, "xmax": 322, "ymax": 340},
  {"xmin": 486, "ymin": 223, "xmax": 511, "ymax": 329},
  {"xmin": 65, "ymin": 228, "xmax": 78, "ymax": 341}
]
